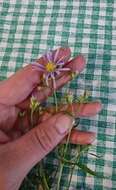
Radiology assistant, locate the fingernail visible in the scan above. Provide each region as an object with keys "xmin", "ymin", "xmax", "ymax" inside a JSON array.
[{"xmin": 55, "ymin": 114, "xmax": 73, "ymax": 134}]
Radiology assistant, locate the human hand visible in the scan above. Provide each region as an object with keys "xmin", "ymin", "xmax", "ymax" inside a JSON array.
[{"xmin": 0, "ymin": 48, "xmax": 102, "ymax": 190}]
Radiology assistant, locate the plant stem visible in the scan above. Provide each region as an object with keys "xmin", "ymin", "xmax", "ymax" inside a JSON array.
[
  {"xmin": 66, "ymin": 145, "xmax": 91, "ymax": 189},
  {"xmin": 56, "ymin": 117, "xmax": 73, "ymax": 190},
  {"xmin": 53, "ymin": 91, "xmax": 58, "ymax": 112},
  {"xmin": 65, "ymin": 103, "xmax": 83, "ymax": 189},
  {"xmin": 66, "ymin": 146, "xmax": 81, "ymax": 190},
  {"xmin": 30, "ymin": 110, "xmax": 34, "ymax": 128},
  {"xmin": 56, "ymin": 145, "xmax": 64, "ymax": 190},
  {"xmin": 42, "ymin": 173, "xmax": 49, "ymax": 190},
  {"xmin": 56, "ymin": 130, "xmax": 72, "ymax": 189},
  {"xmin": 51, "ymin": 150, "xmax": 60, "ymax": 187},
  {"xmin": 56, "ymin": 161, "xmax": 64, "ymax": 190},
  {"xmin": 39, "ymin": 161, "xmax": 50, "ymax": 190},
  {"xmin": 56, "ymin": 93, "xmax": 89, "ymax": 189},
  {"xmin": 56, "ymin": 101, "xmax": 75, "ymax": 190}
]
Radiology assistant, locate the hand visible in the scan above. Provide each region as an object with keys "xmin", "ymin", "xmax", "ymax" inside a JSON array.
[{"xmin": 0, "ymin": 48, "xmax": 102, "ymax": 190}]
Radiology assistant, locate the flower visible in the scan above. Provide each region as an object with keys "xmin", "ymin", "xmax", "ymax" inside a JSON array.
[
  {"xmin": 77, "ymin": 90, "xmax": 91, "ymax": 103},
  {"xmin": 32, "ymin": 49, "xmax": 70, "ymax": 88},
  {"xmin": 30, "ymin": 95, "xmax": 40, "ymax": 112},
  {"xmin": 65, "ymin": 90, "xmax": 74, "ymax": 104}
]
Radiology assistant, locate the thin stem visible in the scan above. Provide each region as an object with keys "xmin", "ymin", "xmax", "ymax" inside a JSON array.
[
  {"xmin": 39, "ymin": 162, "xmax": 50, "ymax": 190},
  {"xmin": 56, "ymin": 161, "xmax": 64, "ymax": 190},
  {"xmin": 64, "ymin": 102, "xmax": 75, "ymax": 155},
  {"xmin": 56, "ymin": 145, "xmax": 64, "ymax": 190},
  {"xmin": 53, "ymin": 90, "xmax": 58, "ymax": 112},
  {"xmin": 65, "ymin": 103, "xmax": 82, "ymax": 190},
  {"xmin": 51, "ymin": 148, "xmax": 60, "ymax": 187},
  {"xmin": 30, "ymin": 110, "xmax": 34, "ymax": 128},
  {"xmin": 71, "ymin": 103, "xmax": 75, "ymax": 117},
  {"xmin": 19, "ymin": 112, "xmax": 25, "ymax": 133},
  {"xmin": 56, "ymin": 104, "xmax": 74, "ymax": 190},
  {"xmin": 66, "ymin": 145, "xmax": 91, "ymax": 190},
  {"xmin": 42, "ymin": 173, "xmax": 49, "ymax": 190},
  {"xmin": 66, "ymin": 146, "xmax": 81, "ymax": 190},
  {"xmin": 57, "ymin": 93, "xmax": 89, "ymax": 189},
  {"xmin": 56, "ymin": 127, "xmax": 73, "ymax": 189},
  {"xmin": 67, "ymin": 156, "xmax": 80, "ymax": 190}
]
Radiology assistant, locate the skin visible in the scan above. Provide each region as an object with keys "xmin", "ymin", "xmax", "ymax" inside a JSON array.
[{"xmin": 0, "ymin": 47, "xmax": 102, "ymax": 190}]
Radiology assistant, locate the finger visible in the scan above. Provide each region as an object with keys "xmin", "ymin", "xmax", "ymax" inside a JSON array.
[
  {"xmin": 18, "ymin": 55, "xmax": 86, "ymax": 109},
  {"xmin": 14, "ymin": 102, "xmax": 102, "ymax": 136},
  {"xmin": 46, "ymin": 101, "xmax": 102, "ymax": 117},
  {"xmin": 50, "ymin": 54, "xmax": 85, "ymax": 82},
  {"xmin": 68, "ymin": 129, "xmax": 96, "ymax": 145},
  {"xmin": 3, "ymin": 113, "xmax": 73, "ymax": 181},
  {"xmin": 7, "ymin": 130, "xmax": 22, "ymax": 141},
  {"xmin": 0, "ymin": 130, "xmax": 11, "ymax": 144},
  {"xmin": 0, "ymin": 104, "xmax": 19, "ymax": 132},
  {"xmin": 0, "ymin": 47, "xmax": 71, "ymax": 106},
  {"xmin": 59, "ymin": 102, "xmax": 102, "ymax": 117},
  {"xmin": 57, "ymin": 54, "xmax": 86, "ymax": 79}
]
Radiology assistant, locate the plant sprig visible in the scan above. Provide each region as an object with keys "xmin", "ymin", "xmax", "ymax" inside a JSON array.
[
  {"xmin": 28, "ymin": 88, "xmax": 104, "ymax": 190},
  {"xmin": 27, "ymin": 50, "xmax": 104, "ymax": 190}
]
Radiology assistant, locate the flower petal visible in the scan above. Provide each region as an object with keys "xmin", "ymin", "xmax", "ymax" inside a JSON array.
[
  {"xmin": 43, "ymin": 55, "xmax": 47, "ymax": 62},
  {"xmin": 32, "ymin": 65, "xmax": 45, "ymax": 72},
  {"xmin": 55, "ymin": 70, "xmax": 61, "ymax": 75},
  {"xmin": 57, "ymin": 68, "xmax": 70, "ymax": 71},
  {"xmin": 54, "ymin": 48, "xmax": 60, "ymax": 62},
  {"xmin": 56, "ymin": 61, "xmax": 65, "ymax": 66},
  {"xmin": 32, "ymin": 62, "xmax": 45, "ymax": 69},
  {"xmin": 46, "ymin": 51, "xmax": 53, "ymax": 62},
  {"xmin": 45, "ymin": 75, "xmax": 49, "ymax": 86},
  {"xmin": 56, "ymin": 55, "xmax": 67, "ymax": 64},
  {"xmin": 51, "ymin": 73, "xmax": 56, "ymax": 89}
]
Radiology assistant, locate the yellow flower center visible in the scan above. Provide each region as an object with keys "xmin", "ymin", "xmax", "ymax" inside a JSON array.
[{"xmin": 45, "ymin": 62, "xmax": 56, "ymax": 72}]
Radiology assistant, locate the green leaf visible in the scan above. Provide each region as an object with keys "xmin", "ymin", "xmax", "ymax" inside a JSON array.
[
  {"xmin": 79, "ymin": 144, "xmax": 91, "ymax": 154},
  {"xmin": 76, "ymin": 162, "xmax": 103, "ymax": 177},
  {"xmin": 76, "ymin": 90, "xmax": 91, "ymax": 103},
  {"xmin": 89, "ymin": 152, "xmax": 103, "ymax": 158}
]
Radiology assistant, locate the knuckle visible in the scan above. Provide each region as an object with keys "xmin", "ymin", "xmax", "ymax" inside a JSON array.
[{"xmin": 33, "ymin": 127, "xmax": 53, "ymax": 152}]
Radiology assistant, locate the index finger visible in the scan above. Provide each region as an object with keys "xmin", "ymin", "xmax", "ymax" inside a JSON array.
[{"xmin": 0, "ymin": 47, "xmax": 71, "ymax": 106}]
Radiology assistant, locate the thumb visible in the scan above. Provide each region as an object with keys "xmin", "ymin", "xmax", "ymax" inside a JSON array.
[{"xmin": 2, "ymin": 113, "xmax": 73, "ymax": 183}]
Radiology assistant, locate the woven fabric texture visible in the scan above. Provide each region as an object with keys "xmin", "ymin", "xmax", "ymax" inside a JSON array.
[{"xmin": 0, "ymin": 1, "xmax": 116, "ymax": 189}]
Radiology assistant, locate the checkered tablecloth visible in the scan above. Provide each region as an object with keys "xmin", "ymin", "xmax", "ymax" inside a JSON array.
[{"xmin": 0, "ymin": 1, "xmax": 116, "ymax": 189}]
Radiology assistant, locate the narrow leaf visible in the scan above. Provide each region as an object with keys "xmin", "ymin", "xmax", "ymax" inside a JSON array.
[
  {"xmin": 76, "ymin": 162, "xmax": 103, "ymax": 177},
  {"xmin": 89, "ymin": 152, "xmax": 103, "ymax": 158}
]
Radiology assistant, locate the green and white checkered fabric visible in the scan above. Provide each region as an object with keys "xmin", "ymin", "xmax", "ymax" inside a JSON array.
[{"xmin": 0, "ymin": 0, "xmax": 116, "ymax": 189}]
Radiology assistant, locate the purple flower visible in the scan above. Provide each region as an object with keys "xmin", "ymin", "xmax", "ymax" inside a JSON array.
[{"xmin": 32, "ymin": 49, "xmax": 70, "ymax": 88}]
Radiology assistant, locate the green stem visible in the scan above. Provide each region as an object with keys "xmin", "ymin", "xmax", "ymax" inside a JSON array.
[
  {"xmin": 67, "ymin": 158, "xmax": 80, "ymax": 190},
  {"xmin": 65, "ymin": 102, "xmax": 82, "ymax": 190},
  {"xmin": 56, "ymin": 161, "xmax": 64, "ymax": 190},
  {"xmin": 66, "ymin": 146, "xmax": 81, "ymax": 190},
  {"xmin": 56, "ymin": 122, "xmax": 73, "ymax": 190},
  {"xmin": 56, "ymin": 102, "xmax": 75, "ymax": 190},
  {"xmin": 39, "ymin": 162, "xmax": 50, "ymax": 190},
  {"xmin": 53, "ymin": 91, "xmax": 58, "ymax": 112},
  {"xmin": 52, "ymin": 149, "xmax": 60, "ymax": 186},
  {"xmin": 65, "ymin": 104, "xmax": 82, "ymax": 189},
  {"xmin": 56, "ymin": 145, "xmax": 64, "ymax": 190},
  {"xmin": 56, "ymin": 134, "xmax": 71, "ymax": 189},
  {"xmin": 42, "ymin": 173, "xmax": 49, "ymax": 190},
  {"xmin": 66, "ymin": 145, "xmax": 91, "ymax": 189}
]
